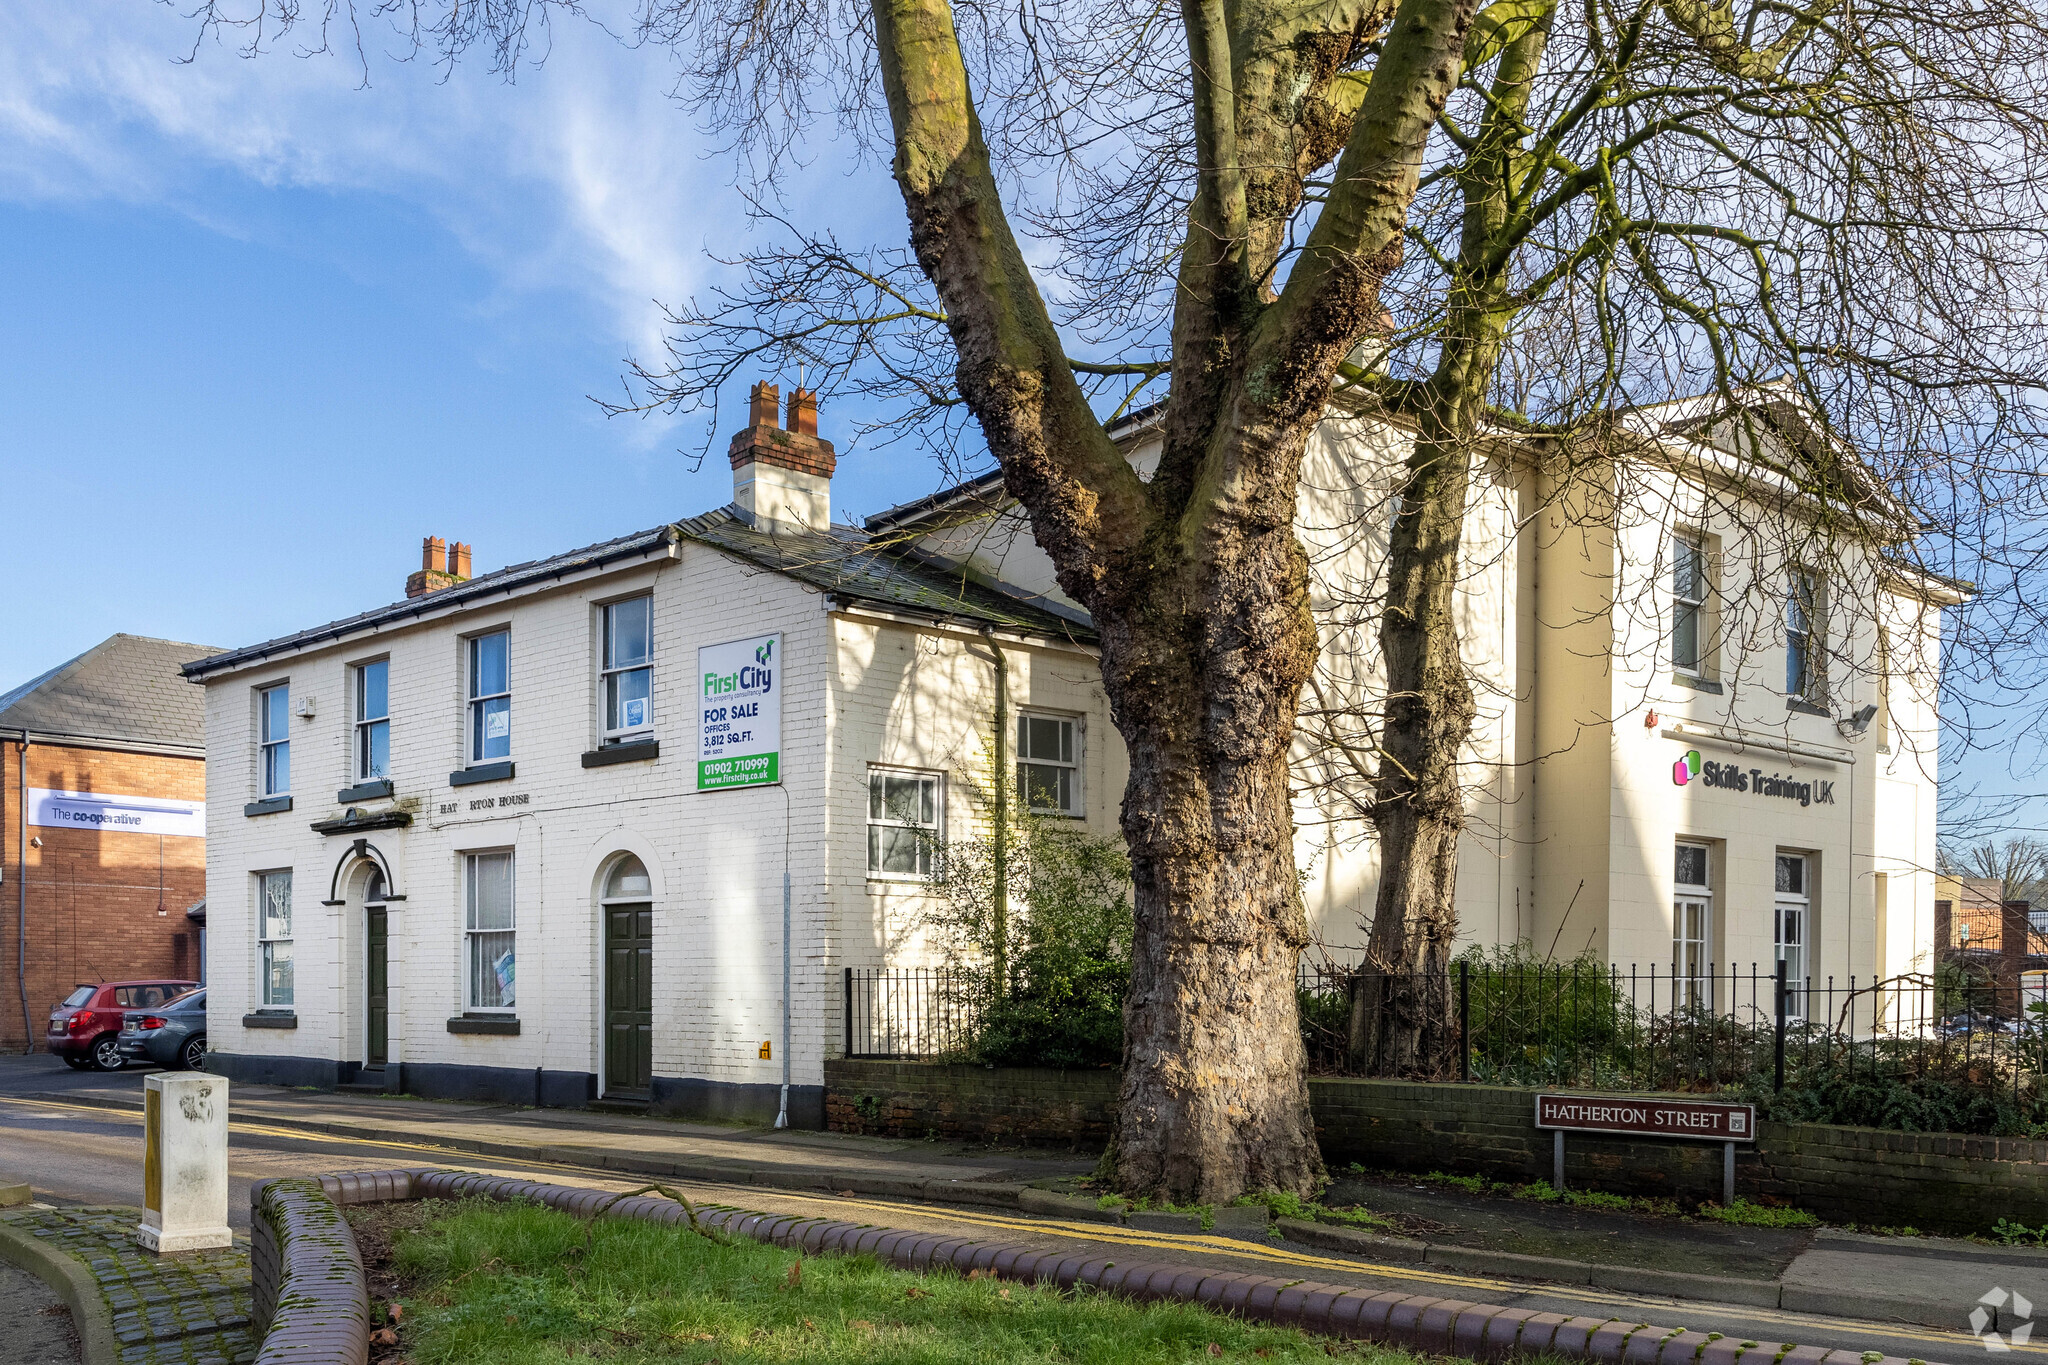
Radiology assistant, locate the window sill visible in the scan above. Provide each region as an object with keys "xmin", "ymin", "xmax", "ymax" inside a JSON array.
[
  {"xmin": 447, "ymin": 1014, "xmax": 521, "ymax": 1036},
  {"xmin": 582, "ymin": 741, "xmax": 659, "ymax": 768},
  {"xmin": 335, "ymin": 778, "xmax": 394, "ymax": 803},
  {"xmin": 244, "ymin": 796, "xmax": 293, "ymax": 818},
  {"xmin": 242, "ymin": 1011, "xmax": 298, "ymax": 1029},
  {"xmin": 1671, "ymin": 673, "xmax": 1723, "ymax": 695},
  {"xmin": 1786, "ymin": 698, "xmax": 1830, "ymax": 718},
  {"xmin": 866, "ymin": 875, "xmax": 935, "ymax": 887},
  {"xmin": 450, "ymin": 762, "xmax": 516, "ymax": 787}
]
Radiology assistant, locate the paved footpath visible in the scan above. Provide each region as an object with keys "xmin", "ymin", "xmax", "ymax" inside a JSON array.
[
  {"xmin": 0, "ymin": 1206, "xmax": 252, "ymax": 1365},
  {"xmin": 0, "ymin": 1253, "xmax": 83, "ymax": 1365}
]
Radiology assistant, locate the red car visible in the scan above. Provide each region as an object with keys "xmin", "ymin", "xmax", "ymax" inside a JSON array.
[{"xmin": 48, "ymin": 980, "xmax": 198, "ymax": 1071}]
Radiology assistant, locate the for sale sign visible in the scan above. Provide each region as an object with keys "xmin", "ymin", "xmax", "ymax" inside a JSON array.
[
  {"xmin": 1535, "ymin": 1093, "xmax": 1755, "ymax": 1142},
  {"xmin": 697, "ymin": 634, "xmax": 782, "ymax": 791}
]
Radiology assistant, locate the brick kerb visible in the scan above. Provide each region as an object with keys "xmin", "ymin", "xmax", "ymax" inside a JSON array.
[{"xmin": 246, "ymin": 1168, "xmax": 1954, "ymax": 1365}]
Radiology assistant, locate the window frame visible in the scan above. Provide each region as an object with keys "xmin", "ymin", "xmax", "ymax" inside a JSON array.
[
  {"xmin": 355, "ymin": 658, "xmax": 391, "ymax": 782},
  {"xmin": 467, "ymin": 630, "xmax": 512, "ymax": 765},
  {"xmin": 599, "ymin": 595, "xmax": 655, "ymax": 745},
  {"xmin": 1672, "ymin": 841, "xmax": 1713, "ymax": 1010},
  {"xmin": 1670, "ymin": 532, "xmax": 1707, "ymax": 676},
  {"xmin": 1775, "ymin": 852, "xmax": 1811, "ymax": 1022},
  {"xmin": 258, "ymin": 683, "xmax": 291, "ymax": 797},
  {"xmin": 256, "ymin": 869, "xmax": 294, "ymax": 1008},
  {"xmin": 464, "ymin": 850, "xmax": 517, "ymax": 1012},
  {"xmin": 1016, "ymin": 710, "xmax": 1084, "ymax": 818},
  {"xmin": 866, "ymin": 767, "xmax": 945, "ymax": 880},
  {"xmin": 1786, "ymin": 570, "xmax": 1823, "ymax": 701}
]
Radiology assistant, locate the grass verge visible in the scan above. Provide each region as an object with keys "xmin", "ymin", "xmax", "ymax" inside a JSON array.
[{"xmin": 346, "ymin": 1197, "xmax": 1426, "ymax": 1365}]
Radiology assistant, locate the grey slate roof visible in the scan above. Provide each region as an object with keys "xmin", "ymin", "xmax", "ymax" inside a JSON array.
[
  {"xmin": 0, "ymin": 634, "xmax": 223, "ymax": 751},
  {"xmin": 183, "ymin": 524, "xmax": 675, "ymax": 679},
  {"xmin": 184, "ymin": 505, "xmax": 1093, "ymax": 681},
  {"xmin": 677, "ymin": 508, "xmax": 1094, "ymax": 638}
]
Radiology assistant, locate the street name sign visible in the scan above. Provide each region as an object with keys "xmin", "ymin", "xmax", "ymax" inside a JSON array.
[{"xmin": 1535, "ymin": 1093, "xmax": 1755, "ymax": 1142}]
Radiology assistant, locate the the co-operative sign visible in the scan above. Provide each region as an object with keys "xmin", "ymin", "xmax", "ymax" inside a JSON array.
[{"xmin": 1536, "ymin": 1093, "xmax": 1755, "ymax": 1141}]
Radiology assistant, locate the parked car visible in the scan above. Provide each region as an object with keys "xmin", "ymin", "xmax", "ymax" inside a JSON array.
[
  {"xmin": 47, "ymin": 980, "xmax": 199, "ymax": 1071},
  {"xmin": 118, "ymin": 988, "xmax": 208, "ymax": 1071}
]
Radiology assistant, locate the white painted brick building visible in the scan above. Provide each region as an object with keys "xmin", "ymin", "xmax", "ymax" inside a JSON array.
[
  {"xmin": 186, "ymin": 381, "xmax": 1953, "ymax": 1123},
  {"xmin": 185, "ymin": 385, "xmax": 1115, "ymax": 1123}
]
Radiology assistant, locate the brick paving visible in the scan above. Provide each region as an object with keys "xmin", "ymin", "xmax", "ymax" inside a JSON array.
[{"xmin": 0, "ymin": 1206, "xmax": 254, "ymax": 1365}]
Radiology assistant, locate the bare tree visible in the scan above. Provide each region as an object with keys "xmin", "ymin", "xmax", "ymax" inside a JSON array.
[
  {"xmin": 189, "ymin": 0, "xmax": 2048, "ymax": 1198},
  {"xmin": 1940, "ymin": 839, "xmax": 2048, "ymax": 913}
]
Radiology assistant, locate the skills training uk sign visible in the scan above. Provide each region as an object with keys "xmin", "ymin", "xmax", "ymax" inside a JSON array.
[{"xmin": 697, "ymin": 633, "xmax": 782, "ymax": 792}]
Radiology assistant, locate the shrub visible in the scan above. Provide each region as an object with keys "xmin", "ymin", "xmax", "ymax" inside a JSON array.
[{"xmin": 927, "ymin": 815, "xmax": 1133, "ymax": 1069}]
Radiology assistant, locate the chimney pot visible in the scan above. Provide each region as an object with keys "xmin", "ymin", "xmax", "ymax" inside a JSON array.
[
  {"xmin": 787, "ymin": 388, "xmax": 819, "ymax": 437},
  {"xmin": 728, "ymin": 377, "xmax": 835, "ymax": 534},
  {"xmin": 408, "ymin": 535, "xmax": 468, "ymax": 598}
]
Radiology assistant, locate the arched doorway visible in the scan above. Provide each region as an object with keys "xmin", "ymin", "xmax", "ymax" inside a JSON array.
[
  {"xmin": 364, "ymin": 867, "xmax": 391, "ymax": 1071},
  {"xmin": 602, "ymin": 855, "xmax": 653, "ymax": 1098}
]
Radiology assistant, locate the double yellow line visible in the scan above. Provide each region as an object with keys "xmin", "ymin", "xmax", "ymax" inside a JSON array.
[{"xmin": 0, "ymin": 1093, "xmax": 2014, "ymax": 1358}]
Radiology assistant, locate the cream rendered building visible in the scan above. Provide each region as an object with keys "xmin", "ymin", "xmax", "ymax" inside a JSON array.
[
  {"xmin": 187, "ymin": 383, "xmax": 1951, "ymax": 1123},
  {"xmin": 892, "ymin": 392, "xmax": 1955, "ymax": 1005}
]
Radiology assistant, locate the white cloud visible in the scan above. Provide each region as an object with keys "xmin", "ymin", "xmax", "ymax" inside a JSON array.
[{"xmin": 0, "ymin": 2, "xmax": 738, "ymax": 363}]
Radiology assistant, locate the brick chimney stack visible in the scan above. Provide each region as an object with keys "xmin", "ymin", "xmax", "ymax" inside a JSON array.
[
  {"xmin": 729, "ymin": 379, "xmax": 835, "ymax": 534},
  {"xmin": 407, "ymin": 535, "xmax": 475, "ymax": 598}
]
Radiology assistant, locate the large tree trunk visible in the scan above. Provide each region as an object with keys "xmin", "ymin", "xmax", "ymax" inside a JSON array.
[
  {"xmin": 1356, "ymin": 399, "xmax": 1480, "ymax": 1075},
  {"xmin": 1103, "ymin": 499, "xmax": 1324, "ymax": 1204},
  {"xmin": 866, "ymin": 0, "xmax": 1474, "ymax": 1200},
  {"xmin": 1353, "ymin": 14, "xmax": 1548, "ymax": 1074}
]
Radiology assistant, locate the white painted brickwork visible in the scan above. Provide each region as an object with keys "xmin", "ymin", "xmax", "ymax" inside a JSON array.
[{"xmin": 198, "ymin": 535, "xmax": 1113, "ymax": 1099}]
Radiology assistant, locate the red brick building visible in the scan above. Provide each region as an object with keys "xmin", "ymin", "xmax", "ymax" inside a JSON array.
[{"xmin": 0, "ymin": 634, "xmax": 219, "ymax": 1053}]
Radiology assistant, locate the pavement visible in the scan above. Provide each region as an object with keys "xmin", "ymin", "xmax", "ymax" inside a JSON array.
[
  {"xmin": 3, "ymin": 1052, "xmax": 2046, "ymax": 1364},
  {"xmin": 0, "ymin": 1255, "xmax": 82, "ymax": 1365}
]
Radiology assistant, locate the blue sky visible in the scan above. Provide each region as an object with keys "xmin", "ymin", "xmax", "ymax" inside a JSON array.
[{"xmin": 0, "ymin": 3, "xmax": 923, "ymax": 682}]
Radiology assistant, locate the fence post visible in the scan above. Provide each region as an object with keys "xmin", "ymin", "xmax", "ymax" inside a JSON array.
[
  {"xmin": 1773, "ymin": 958, "xmax": 1788, "ymax": 1093},
  {"xmin": 1458, "ymin": 960, "xmax": 1470, "ymax": 1082},
  {"xmin": 843, "ymin": 967, "xmax": 854, "ymax": 1059}
]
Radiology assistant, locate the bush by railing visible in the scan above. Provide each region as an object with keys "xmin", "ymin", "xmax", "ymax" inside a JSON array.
[
  {"xmin": 1296, "ymin": 951, "xmax": 2048, "ymax": 1133},
  {"xmin": 845, "ymin": 951, "xmax": 2048, "ymax": 1134}
]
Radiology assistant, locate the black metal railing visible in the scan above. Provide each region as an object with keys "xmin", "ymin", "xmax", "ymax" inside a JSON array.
[
  {"xmin": 1298, "ymin": 959, "xmax": 2048, "ymax": 1103},
  {"xmin": 844, "ymin": 959, "xmax": 2048, "ymax": 1114},
  {"xmin": 842, "ymin": 967, "xmax": 981, "ymax": 1059}
]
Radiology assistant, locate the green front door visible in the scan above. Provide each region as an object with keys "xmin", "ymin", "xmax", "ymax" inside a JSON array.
[
  {"xmin": 367, "ymin": 907, "xmax": 389, "ymax": 1067},
  {"xmin": 605, "ymin": 905, "xmax": 652, "ymax": 1095}
]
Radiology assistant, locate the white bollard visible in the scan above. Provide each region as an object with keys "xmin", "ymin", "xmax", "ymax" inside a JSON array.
[{"xmin": 138, "ymin": 1073, "xmax": 232, "ymax": 1253}]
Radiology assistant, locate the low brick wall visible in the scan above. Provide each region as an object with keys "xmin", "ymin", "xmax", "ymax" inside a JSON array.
[
  {"xmin": 826, "ymin": 1060, "xmax": 1120, "ymax": 1146},
  {"xmin": 826, "ymin": 1061, "xmax": 2048, "ymax": 1232}
]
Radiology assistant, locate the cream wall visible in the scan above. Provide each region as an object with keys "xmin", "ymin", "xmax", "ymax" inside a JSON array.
[
  {"xmin": 823, "ymin": 608, "xmax": 1121, "ymax": 973},
  {"xmin": 901, "ymin": 408, "xmax": 1947, "ymax": 984}
]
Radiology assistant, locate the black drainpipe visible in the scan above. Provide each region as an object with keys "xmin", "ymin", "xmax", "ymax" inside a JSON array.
[{"xmin": 14, "ymin": 733, "xmax": 30, "ymax": 1052}]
